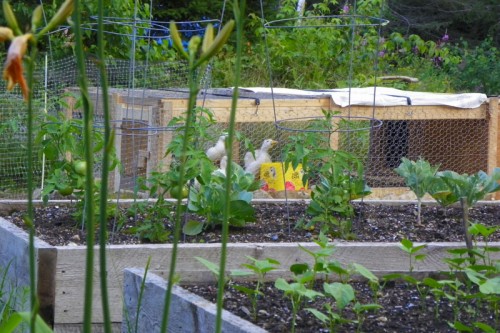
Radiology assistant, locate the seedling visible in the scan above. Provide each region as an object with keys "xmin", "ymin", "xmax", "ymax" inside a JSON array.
[
  {"xmin": 400, "ymin": 238, "xmax": 427, "ymax": 273},
  {"xmin": 307, "ymin": 282, "xmax": 355, "ymax": 332},
  {"xmin": 232, "ymin": 256, "xmax": 280, "ymax": 320},
  {"xmin": 352, "ymin": 301, "xmax": 383, "ymax": 333},
  {"xmin": 275, "ymin": 277, "xmax": 323, "ymax": 333},
  {"xmin": 468, "ymin": 223, "xmax": 500, "ymax": 266},
  {"xmin": 351, "ymin": 263, "xmax": 380, "ymax": 302}
]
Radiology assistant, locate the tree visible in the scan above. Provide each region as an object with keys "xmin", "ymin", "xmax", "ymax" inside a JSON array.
[{"xmin": 384, "ymin": 0, "xmax": 500, "ymax": 47}]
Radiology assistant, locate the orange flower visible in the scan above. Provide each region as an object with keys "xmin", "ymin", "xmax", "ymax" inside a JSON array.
[{"xmin": 3, "ymin": 33, "xmax": 32, "ymax": 99}]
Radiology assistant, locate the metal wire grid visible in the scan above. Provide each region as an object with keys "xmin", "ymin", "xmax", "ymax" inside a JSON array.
[{"xmin": 0, "ymin": 13, "xmax": 492, "ymax": 199}]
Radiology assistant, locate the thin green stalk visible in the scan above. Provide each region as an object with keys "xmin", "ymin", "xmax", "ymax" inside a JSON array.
[
  {"xmin": 460, "ymin": 198, "xmax": 475, "ymax": 264},
  {"xmin": 96, "ymin": 0, "xmax": 112, "ymax": 331},
  {"xmin": 160, "ymin": 64, "xmax": 200, "ymax": 333},
  {"xmin": 26, "ymin": 41, "xmax": 38, "ymax": 333},
  {"xmin": 72, "ymin": 2, "xmax": 96, "ymax": 332},
  {"xmin": 135, "ymin": 257, "xmax": 152, "ymax": 333},
  {"xmin": 215, "ymin": 1, "xmax": 245, "ymax": 332}
]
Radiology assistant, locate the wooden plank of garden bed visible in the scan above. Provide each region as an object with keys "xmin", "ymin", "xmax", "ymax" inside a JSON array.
[
  {"xmin": 52, "ymin": 241, "xmax": 500, "ymax": 325},
  {"xmin": 0, "ymin": 219, "xmax": 57, "ymax": 326}
]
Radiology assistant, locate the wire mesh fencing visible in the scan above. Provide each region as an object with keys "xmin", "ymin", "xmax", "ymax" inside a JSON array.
[{"xmin": 0, "ymin": 53, "xmax": 493, "ymax": 200}]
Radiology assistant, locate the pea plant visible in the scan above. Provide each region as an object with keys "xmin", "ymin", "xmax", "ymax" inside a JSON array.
[{"xmin": 282, "ymin": 110, "xmax": 371, "ymax": 238}]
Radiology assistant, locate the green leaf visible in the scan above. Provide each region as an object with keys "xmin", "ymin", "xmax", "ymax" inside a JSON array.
[
  {"xmin": 195, "ymin": 257, "xmax": 221, "ymax": 279},
  {"xmin": 290, "ymin": 263, "xmax": 309, "ymax": 276},
  {"xmin": 323, "ymin": 282, "xmax": 355, "ymax": 310},
  {"xmin": 473, "ymin": 322, "xmax": 496, "ymax": 333},
  {"xmin": 305, "ymin": 308, "xmax": 329, "ymax": 323},
  {"xmin": 352, "ymin": 263, "xmax": 378, "ymax": 283},
  {"xmin": 233, "ymin": 285, "xmax": 260, "ymax": 296},
  {"xmin": 182, "ymin": 220, "xmax": 204, "ymax": 236},
  {"xmin": 274, "ymin": 278, "xmax": 291, "ymax": 292},
  {"xmin": 400, "ymin": 239, "xmax": 413, "ymax": 252},
  {"xmin": 230, "ymin": 269, "xmax": 253, "ymax": 277},
  {"xmin": 479, "ymin": 276, "xmax": 500, "ymax": 294},
  {"xmin": 0, "ymin": 312, "xmax": 53, "ymax": 333},
  {"xmin": 448, "ymin": 321, "xmax": 473, "ymax": 332}
]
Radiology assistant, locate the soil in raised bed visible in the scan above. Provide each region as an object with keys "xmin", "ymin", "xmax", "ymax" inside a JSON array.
[
  {"xmin": 2, "ymin": 201, "xmax": 500, "ymax": 246},
  {"xmin": 3, "ymin": 201, "xmax": 500, "ymax": 332},
  {"xmin": 184, "ymin": 278, "xmax": 499, "ymax": 333}
]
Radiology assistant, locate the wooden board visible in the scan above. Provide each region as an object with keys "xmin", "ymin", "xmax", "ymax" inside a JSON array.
[
  {"xmin": 2, "ymin": 216, "xmax": 500, "ymax": 327},
  {"xmin": 52, "ymin": 241, "xmax": 500, "ymax": 324},
  {"xmin": 162, "ymin": 96, "xmax": 488, "ymax": 122}
]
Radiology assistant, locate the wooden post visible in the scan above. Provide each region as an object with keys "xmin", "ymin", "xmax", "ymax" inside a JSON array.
[{"xmin": 490, "ymin": 96, "xmax": 500, "ymax": 200}]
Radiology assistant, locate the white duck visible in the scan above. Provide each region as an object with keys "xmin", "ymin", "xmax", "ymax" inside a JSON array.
[
  {"xmin": 206, "ymin": 135, "xmax": 227, "ymax": 161},
  {"xmin": 213, "ymin": 155, "xmax": 228, "ymax": 177},
  {"xmin": 244, "ymin": 139, "xmax": 278, "ymax": 176}
]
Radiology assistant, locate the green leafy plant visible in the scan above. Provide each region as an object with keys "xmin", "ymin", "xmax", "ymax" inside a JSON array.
[
  {"xmin": 126, "ymin": 199, "xmax": 173, "ymax": 243},
  {"xmin": 295, "ymin": 232, "xmax": 350, "ymax": 284},
  {"xmin": 468, "ymin": 223, "xmax": 500, "ymax": 267},
  {"xmin": 399, "ymin": 238, "xmax": 428, "ymax": 273},
  {"xmin": 394, "ymin": 157, "xmax": 440, "ymax": 225},
  {"xmin": 307, "ymin": 280, "xmax": 382, "ymax": 333},
  {"xmin": 352, "ymin": 301, "xmax": 383, "ymax": 332},
  {"xmin": 283, "ymin": 110, "xmax": 371, "ymax": 238},
  {"xmin": 36, "ymin": 110, "xmax": 120, "ymax": 226},
  {"xmin": 183, "ymin": 161, "xmax": 261, "ymax": 235},
  {"xmin": 275, "ymin": 275, "xmax": 323, "ymax": 333},
  {"xmin": 434, "ymin": 169, "xmax": 500, "ymax": 260},
  {"xmin": 129, "ymin": 106, "xmax": 224, "ymax": 242},
  {"xmin": 381, "ymin": 239, "xmax": 429, "ymax": 309},
  {"xmin": 306, "ymin": 282, "xmax": 355, "ymax": 332},
  {"xmin": 351, "ymin": 263, "xmax": 380, "ymax": 302},
  {"xmin": 232, "ymin": 256, "xmax": 281, "ymax": 320}
]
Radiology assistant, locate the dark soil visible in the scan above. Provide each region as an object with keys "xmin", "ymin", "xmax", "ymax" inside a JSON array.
[
  {"xmin": 3, "ymin": 201, "xmax": 500, "ymax": 246},
  {"xmin": 184, "ymin": 279, "xmax": 499, "ymax": 333},
  {"xmin": 2, "ymin": 200, "xmax": 500, "ymax": 332}
]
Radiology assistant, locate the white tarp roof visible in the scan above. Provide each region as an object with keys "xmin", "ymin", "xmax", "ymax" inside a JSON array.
[{"xmin": 240, "ymin": 87, "xmax": 488, "ymax": 109}]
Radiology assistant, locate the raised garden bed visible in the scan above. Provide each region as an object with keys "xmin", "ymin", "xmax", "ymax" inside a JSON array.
[{"xmin": 1, "ymin": 199, "xmax": 499, "ymax": 331}]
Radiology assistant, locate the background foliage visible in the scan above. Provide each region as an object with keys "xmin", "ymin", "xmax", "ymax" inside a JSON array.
[{"xmin": 1, "ymin": 0, "xmax": 498, "ymax": 94}]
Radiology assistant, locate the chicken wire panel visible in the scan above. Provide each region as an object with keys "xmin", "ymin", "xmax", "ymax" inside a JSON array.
[
  {"xmin": 365, "ymin": 118, "xmax": 489, "ymax": 187},
  {"xmin": 0, "ymin": 95, "xmax": 45, "ymax": 199},
  {"xmin": 0, "ymin": 56, "xmax": 196, "ymax": 199}
]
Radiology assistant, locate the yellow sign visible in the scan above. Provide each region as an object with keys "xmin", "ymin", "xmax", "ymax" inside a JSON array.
[{"xmin": 260, "ymin": 162, "xmax": 307, "ymax": 192}]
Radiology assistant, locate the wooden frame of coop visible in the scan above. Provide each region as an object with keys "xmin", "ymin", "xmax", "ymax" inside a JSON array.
[{"xmin": 64, "ymin": 88, "xmax": 500, "ymax": 200}]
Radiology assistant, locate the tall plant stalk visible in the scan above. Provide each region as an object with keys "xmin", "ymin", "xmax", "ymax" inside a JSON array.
[
  {"xmin": 160, "ymin": 61, "xmax": 200, "ymax": 333},
  {"xmin": 0, "ymin": 1, "xmax": 73, "ymax": 331},
  {"xmin": 215, "ymin": 1, "xmax": 245, "ymax": 332},
  {"xmin": 160, "ymin": 16, "xmax": 235, "ymax": 332},
  {"xmin": 72, "ymin": 1, "xmax": 96, "ymax": 332},
  {"xmin": 26, "ymin": 39, "xmax": 38, "ymax": 333},
  {"xmin": 96, "ymin": 0, "xmax": 112, "ymax": 331}
]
